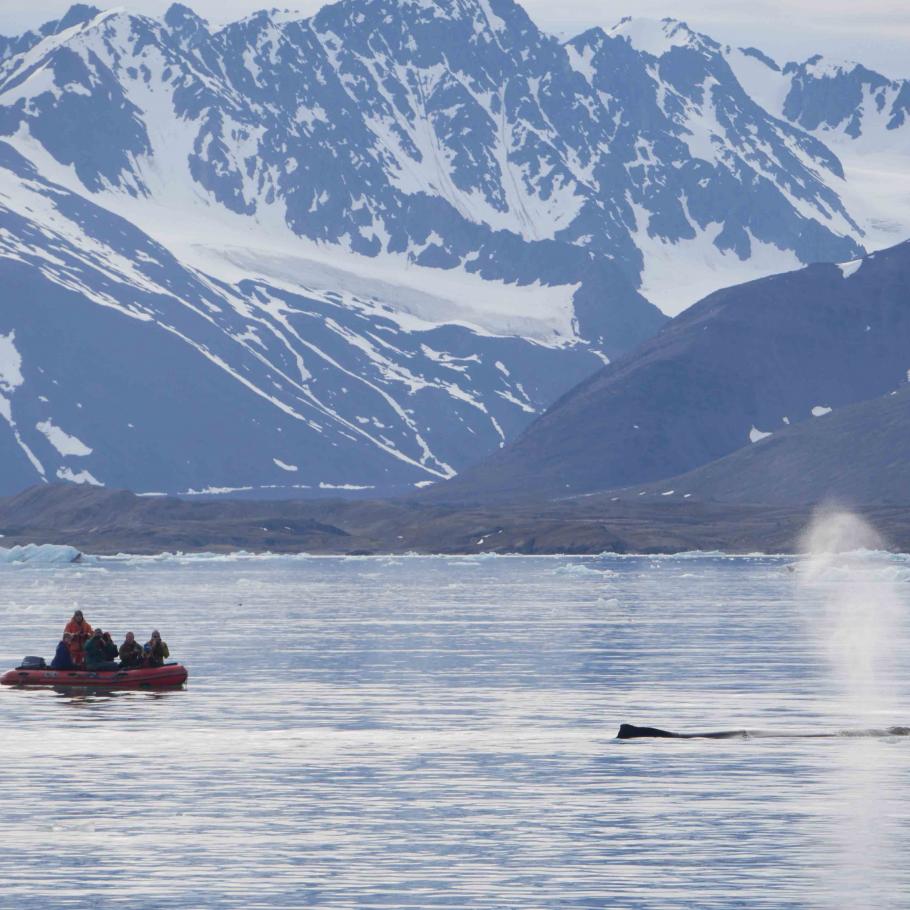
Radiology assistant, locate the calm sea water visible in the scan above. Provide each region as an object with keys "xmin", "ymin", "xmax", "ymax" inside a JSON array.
[{"xmin": 1, "ymin": 552, "xmax": 909, "ymax": 909}]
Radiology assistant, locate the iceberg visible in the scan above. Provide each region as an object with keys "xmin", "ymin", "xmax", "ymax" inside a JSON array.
[{"xmin": 0, "ymin": 544, "xmax": 83, "ymax": 566}]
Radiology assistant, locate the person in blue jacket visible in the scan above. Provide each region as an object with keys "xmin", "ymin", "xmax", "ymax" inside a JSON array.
[{"xmin": 51, "ymin": 633, "xmax": 76, "ymax": 670}]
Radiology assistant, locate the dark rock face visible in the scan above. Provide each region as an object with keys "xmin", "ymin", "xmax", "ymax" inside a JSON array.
[
  {"xmin": 446, "ymin": 241, "xmax": 910, "ymax": 502},
  {"xmin": 782, "ymin": 57, "xmax": 910, "ymax": 136}
]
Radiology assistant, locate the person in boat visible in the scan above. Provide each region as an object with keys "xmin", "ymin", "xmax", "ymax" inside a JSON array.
[
  {"xmin": 119, "ymin": 632, "xmax": 143, "ymax": 669},
  {"xmin": 64, "ymin": 610, "xmax": 93, "ymax": 668},
  {"xmin": 84, "ymin": 628, "xmax": 120, "ymax": 672},
  {"xmin": 101, "ymin": 631, "xmax": 119, "ymax": 663},
  {"xmin": 51, "ymin": 633, "xmax": 76, "ymax": 671},
  {"xmin": 145, "ymin": 630, "xmax": 170, "ymax": 668}
]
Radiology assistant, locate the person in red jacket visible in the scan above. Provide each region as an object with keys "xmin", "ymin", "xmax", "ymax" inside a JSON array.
[{"xmin": 64, "ymin": 610, "xmax": 93, "ymax": 668}]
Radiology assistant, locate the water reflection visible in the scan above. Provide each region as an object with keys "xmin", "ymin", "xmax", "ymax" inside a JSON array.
[{"xmin": 50, "ymin": 686, "xmax": 188, "ymax": 702}]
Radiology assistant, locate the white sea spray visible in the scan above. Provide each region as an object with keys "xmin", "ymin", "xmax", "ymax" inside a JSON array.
[
  {"xmin": 796, "ymin": 506, "xmax": 906, "ymax": 718},
  {"xmin": 796, "ymin": 506, "xmax": 908, "ymax": 909}
]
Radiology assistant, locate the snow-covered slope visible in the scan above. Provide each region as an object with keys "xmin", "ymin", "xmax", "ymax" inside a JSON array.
[
  {"xmin": 725, "ymin": 45, "xmax": 910, "ymax": 250},
  {"xmin": 0, "ymin": 2, "xmax": 907, "ymax": 498},
  {"xmin": 1, "ymin": 4, "xmax": 872, "ymax": 315},
  {"xmin": 0, "ymin": 141, "xmax": 604, "ymax": 496}
]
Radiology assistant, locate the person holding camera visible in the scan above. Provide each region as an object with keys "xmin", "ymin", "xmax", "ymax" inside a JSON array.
[
  {"xmin": 84, "ymin": 628, "xmax": 120, "ymax": 672},
  {"xmin": 119, "ymin": 632, "xmax": 143, "ymax": 669},
  {"xmin": 101, "ymin": 631, "xmax": 118, "ymax": 663},
  {"xmin": 145, "ymin": 630, "xmax": 170, "ymax": 668}
]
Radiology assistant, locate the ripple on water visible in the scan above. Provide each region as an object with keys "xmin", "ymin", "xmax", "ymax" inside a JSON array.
[{"xmin": 0, "ymin": 555, "xmax": 908, "ymax": 907}]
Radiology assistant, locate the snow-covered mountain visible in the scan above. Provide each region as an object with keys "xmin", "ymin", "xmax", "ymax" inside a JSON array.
[
  {"xmin": 725, "ymin": 43, "xmax": 910, "ymax": 253},
  {"xmin": 0, "ymin": 141, "xmax": 605, "ymax": 496},
  {"xmin": 0, "ymin": 2, "xmax": 908, "ymax": 497}
]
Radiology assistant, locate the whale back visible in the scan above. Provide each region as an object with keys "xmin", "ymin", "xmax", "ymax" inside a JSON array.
[{"xmin": 617, "ymin": 723, "xmax": 678, "ymax": 739}]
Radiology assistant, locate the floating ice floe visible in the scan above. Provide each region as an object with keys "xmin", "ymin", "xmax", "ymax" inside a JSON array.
[
  {"xmin": 553, "ymin": 563, "xmax": 618, "ymax": 576},
  {"xmin": 0, "ymin": 543, "xmax": 84, "ymax": 565}
]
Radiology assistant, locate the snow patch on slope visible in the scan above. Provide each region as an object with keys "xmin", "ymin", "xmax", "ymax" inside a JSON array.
[
  {"xmin": 833, "ymin": 149, "xmax": 910, "ymax": 251},
  {"xmin": 56, "ymin": 466, "xmax": 102, "ymax": 485},
  {"xmin": 36, "ymin": 420, "xmax": 93, "ymax": 456},
  {"xmin": 197, "ymin": 243, "xmax": 580, "ymax": 344},
  {"xmin": 0, "ymin": 332, "xmax": 47, "ymax": 479},
  {"xmin": 630, "ymin": 204, "xmax": 803, "ymax": 316},
  {"xmin": 0, "ymin": 331, "xmax": 24, "ymax": 391},
  {"xmin": 610, "ymin": 17, "xmax": 698, "ymax": 58},
  {"xmin": 837, "ymin": 259, "xmax": 863, "ymax": 278},
  {"xmin": 725, "ymin": 48, "xmax": 789, "ymax": 119}
]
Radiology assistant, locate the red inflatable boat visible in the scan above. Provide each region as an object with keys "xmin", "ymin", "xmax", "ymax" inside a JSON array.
[{"xmin": 1, "ymin": 663, "xmax": 188, "ymax": 689}]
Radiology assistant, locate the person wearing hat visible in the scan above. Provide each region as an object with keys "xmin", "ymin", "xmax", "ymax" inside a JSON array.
[
  {"xmin": 145, "ymin": 630, "xmax": 170, "ymax": 668},
  {"xmin": 84, "ymin": 628, "xmax": 119, "ymax": 671},
  {"xmin": 64, "ymin": 610, "xmax": 93, "ymax": 667},
  {"xmin": 101, "ymin": 631, "xmax": 119, "ymax": 663},
  {"xmin": 118, "ymin": 632, "xmax": 143, "ymax": 669}
]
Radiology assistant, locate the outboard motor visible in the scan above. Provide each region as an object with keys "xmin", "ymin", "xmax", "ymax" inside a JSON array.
[{"xmin": 17, "ymin": 656, "xmax": 47, "ymax": 670}]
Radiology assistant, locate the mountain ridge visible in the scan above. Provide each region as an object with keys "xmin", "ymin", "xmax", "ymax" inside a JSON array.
[
  {"xmin": 442, "ymin": 239, "xmax": 910, "ymax": 502},
  {"xmin": 0, "ymin": 0, "xmax": 908, "ymax": 498}
]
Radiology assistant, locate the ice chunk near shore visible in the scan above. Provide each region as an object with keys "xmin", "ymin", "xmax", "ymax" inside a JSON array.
[
  {"xmin": 554, "ymin": 563, "xmax": 618, "ymax": 577},
  {"xmin": 0, "ymin": 544, "xmax": 83, "ymax": 565}
]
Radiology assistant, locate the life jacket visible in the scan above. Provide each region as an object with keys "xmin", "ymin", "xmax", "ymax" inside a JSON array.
[{"xmin": 64, "ymin": 619, "xmax": 93, "ymax": 666}]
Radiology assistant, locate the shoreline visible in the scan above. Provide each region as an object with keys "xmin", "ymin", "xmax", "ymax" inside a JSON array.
[
  {"xmin": 3, "ymin": 484, "xmax": 910, "ymax": 558},
  {"xmin": 6, "ymin": 545, "xmax": 811, "ymax": 561}
]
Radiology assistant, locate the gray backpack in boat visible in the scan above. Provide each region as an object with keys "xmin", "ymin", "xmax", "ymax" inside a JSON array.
[{"xmin": 19, "ymin": 656, "xmax": 46, "ymax": 669}]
